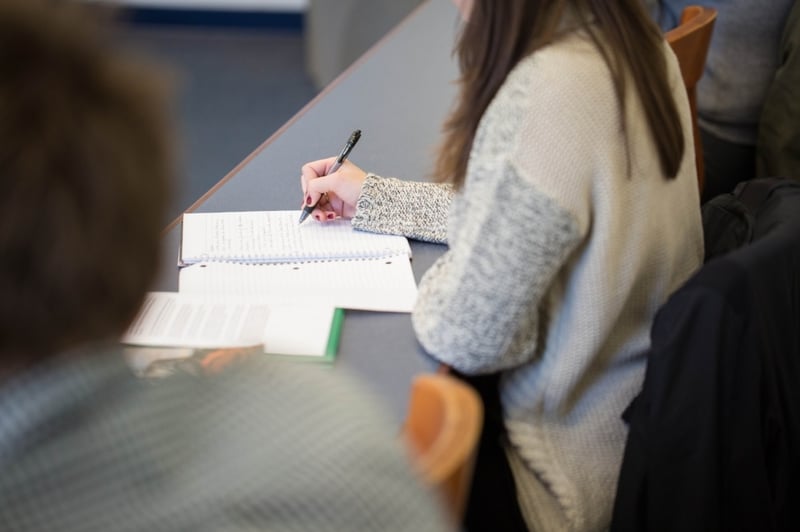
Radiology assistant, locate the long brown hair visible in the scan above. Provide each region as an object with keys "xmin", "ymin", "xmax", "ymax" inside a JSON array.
[{"xmin": 435, "ymin": 0, "xmax": 684, "ymax": 189}]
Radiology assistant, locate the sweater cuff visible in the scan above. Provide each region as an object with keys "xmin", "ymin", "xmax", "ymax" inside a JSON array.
[{"xmin": 352, "ymin": 173, "xmax": 386, "ymax": 230}]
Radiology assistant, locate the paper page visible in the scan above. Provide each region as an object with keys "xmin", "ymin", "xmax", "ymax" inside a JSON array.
[
  {"xmin": 123, "ymin": 292, "xmax": 336, "ymax": 357},
  {"xmin": 179, "ymin": 254, "xmax": 418, "ymax": 312},
  {"xmin": 180, "ymin": 210, "xmax": 411, "ymax": 265}
]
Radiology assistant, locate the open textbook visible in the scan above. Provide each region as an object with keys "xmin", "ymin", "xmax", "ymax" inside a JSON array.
[
  {"xmin": 123, "ymin": 292, "xmax": 342, "ymax": 366},
  {"xmin": 178, "ymin": 210, "xmax": 418, "ymax": 312}
]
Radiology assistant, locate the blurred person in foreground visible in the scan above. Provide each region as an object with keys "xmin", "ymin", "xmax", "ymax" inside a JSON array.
[{"xmin": 0, "ymin": 1, "xmax": 449, "ymax": 530}]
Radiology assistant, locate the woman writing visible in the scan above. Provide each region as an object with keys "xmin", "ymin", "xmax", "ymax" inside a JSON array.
[{"xmin": 300, "ymin": 0, "xmax": 703, "ymax": 529}]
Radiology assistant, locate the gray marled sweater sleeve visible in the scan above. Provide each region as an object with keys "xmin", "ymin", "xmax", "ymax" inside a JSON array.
[
  {"xmin": 352, "ymin": 174, "xmax": 453, "ymax": 244},
  {"xmin": 411, "ymin": 163, "xmax": 581, "ymax": 374}
]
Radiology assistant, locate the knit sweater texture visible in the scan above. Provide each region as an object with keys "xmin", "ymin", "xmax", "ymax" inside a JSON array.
[{"xmin": 353, "ymin": 30, "xmax": 704, "ymax": 531}]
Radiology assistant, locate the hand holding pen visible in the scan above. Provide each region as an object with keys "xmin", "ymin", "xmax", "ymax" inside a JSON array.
[{"xmin": 299, "ymin": 130, "xmax": 364, "ymax": 224}]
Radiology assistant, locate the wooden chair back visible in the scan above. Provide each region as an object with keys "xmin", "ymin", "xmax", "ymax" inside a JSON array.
[
  {"xmin": 665, "ymin": 5, "xmax": 717, "ymax": 193},
  {"xmin": 402, "ymin": 373, "xmax": 483, "ymax": 523}
]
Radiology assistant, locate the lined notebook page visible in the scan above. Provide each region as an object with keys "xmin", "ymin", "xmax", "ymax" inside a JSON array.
[
  {"xmin": 178, "ymin": 254, "xmax": 418, "ymax": 313},
  {"xmin": 180, "ymin": 210, "xmax": 411, "ymax": 265}
]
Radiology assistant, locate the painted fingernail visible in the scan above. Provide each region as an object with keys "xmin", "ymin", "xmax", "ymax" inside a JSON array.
[
  {"xmin": 326, "ymin": 213, "xmax": 335, "ymax": 220},
  {"xmin": 305, "ymin": 195, "xmax": 312, "ymax": 205},
  {"xmin": 314, "ymin": 214, "xmax": 321, "ymax": 221}
]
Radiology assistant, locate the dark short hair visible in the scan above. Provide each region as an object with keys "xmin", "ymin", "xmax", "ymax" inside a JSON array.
[{"xmin": 0, "ymin": 0, "xmax": 173, "ymax": 367}]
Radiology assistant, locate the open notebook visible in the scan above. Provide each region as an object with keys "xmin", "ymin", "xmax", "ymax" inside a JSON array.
[
  {"xmin": 178, "ymin": 210, "xmax": 418, "ymax": 312},
  {"xmin": 179, "ymin": 210, "xmax": 411, "ymax": 265}
]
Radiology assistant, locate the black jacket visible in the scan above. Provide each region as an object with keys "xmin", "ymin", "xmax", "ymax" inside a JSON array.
[{"xmin": 611, "ymin": 179, "xmax": 800, "ymax": 531}]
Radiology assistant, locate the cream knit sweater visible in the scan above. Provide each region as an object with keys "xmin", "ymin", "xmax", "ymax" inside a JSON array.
[{"xmin": 353, "ymin": 31, "xmax": 703, "ymax": 531}]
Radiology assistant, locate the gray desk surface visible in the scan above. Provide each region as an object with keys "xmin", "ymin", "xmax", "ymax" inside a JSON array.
[{"xmin": 155, "ymin": 0, "xmax": 460, "ymax": 418}]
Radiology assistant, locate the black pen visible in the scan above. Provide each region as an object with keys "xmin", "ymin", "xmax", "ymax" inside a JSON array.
[{"xmin": 298, "ymin": 129, "xmax": 362, "ymax": 224}]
